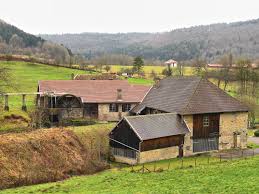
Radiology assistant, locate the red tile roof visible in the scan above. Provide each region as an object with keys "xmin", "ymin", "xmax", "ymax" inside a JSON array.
[{"xmin": 38, "ymin": 80, "xmax": 151, "ymax": 103}]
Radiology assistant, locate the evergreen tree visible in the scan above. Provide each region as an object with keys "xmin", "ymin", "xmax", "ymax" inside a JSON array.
[{"xmin": 132, "ymin": 56, "xmax": 144, "ymax": 74}]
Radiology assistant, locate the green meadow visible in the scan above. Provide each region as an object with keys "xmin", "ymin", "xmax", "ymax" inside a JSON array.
[{"xmin": 1, "ymin": 156, "xmax": 259, "ymax": 194}]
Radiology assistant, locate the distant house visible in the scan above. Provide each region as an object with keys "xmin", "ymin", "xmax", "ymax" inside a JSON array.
[
  {"xmin": 109, "ymin": 77, "xmax": 249, "ymax": 164},
  {"xmin": 207, "ymin": 64, "xmax": 223, "ymax": 68},
  {"xmin": 165, "ymin": 59, "xmax": 178, "ymax": 68},
  {"xmin": 74, "ymin": 73, "xmax": 118, "ymax": 80},
  {"xmin": 37, "ymin": 80, "xmax": 151, "ymax": 122},
  {"xmin": 207, "ymin": 63, "xmax": 259, "ymax": 69}
]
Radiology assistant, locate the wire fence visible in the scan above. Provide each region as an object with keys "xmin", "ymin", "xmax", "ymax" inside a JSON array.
[{"xmin": 115, "ymin": 149, "xmax": 258, "ymax": 173}]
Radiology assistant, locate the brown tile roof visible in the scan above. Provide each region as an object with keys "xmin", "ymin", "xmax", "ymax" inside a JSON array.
[
  {"xmin": 38, "ymin": 80, "xmax": 151, "ymax": 103},
  {"xmin": 131, "ymin": 77, "xmax": 249, "ymax": 115},
  {"xmin": 123, "ymin": 113, "xmax": 189, "ymax": 140}
]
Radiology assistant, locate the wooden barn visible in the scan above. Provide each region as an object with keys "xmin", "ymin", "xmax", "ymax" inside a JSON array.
[
  {"xmin": 109, "ymin": 113, "xmax": 189, "ymax": 164},
  {"xmin": 110, "ymin": 77, "xmax": 249, "ymax": 164}
]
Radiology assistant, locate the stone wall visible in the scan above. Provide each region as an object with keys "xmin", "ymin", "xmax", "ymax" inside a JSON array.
[
  {"xmin": 183, "ymin": 112, "xmax": 248, "ymax": 156},
  {"xmin": 98, "ymin": 104, "xmax": 136, "ymax": 121},
  {"xmin": 219, "ymin": 112, "xmax": 248, "ymax": 149},
  {"xmin": 113, "ymin": 155, "xmax": 138, "ymax": 165},
  {"xmin": 183, "ymin": 115, "xmax": 193, "ymax": 156},
  {"xmin": 59, "ymin": 108, "xmax": 84, "ymax": 119},
  {"xmin": 138, "ymin": 146, "xmax": 179, "ymax": 163}
]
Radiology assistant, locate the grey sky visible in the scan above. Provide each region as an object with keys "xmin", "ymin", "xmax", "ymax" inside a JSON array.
[{"xmin": 1, "ymin": 0, "xmax": 259, "ymax": 34}]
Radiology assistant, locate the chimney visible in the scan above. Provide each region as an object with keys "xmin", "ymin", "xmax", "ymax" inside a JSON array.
[{"xmin": 117, "ymin": 89, "xmax": 122, "ymax": 101}]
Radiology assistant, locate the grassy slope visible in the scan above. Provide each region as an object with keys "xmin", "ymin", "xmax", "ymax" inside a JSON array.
[
  {"xmin": 2, "ymin": 156, "xmax": 259, "ymax": 194},
  {"xmin": 0, "ymin": 61, "xmax": 87, "ymax": 108},
  {"xmin": 0, "ymin": 61, "xmax": 87, "ymax": 131}
]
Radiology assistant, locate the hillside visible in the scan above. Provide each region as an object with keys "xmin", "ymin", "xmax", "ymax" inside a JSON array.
[
  {"xmin": 41, "ymin": 18, "xmax": 259, "ymax": 62},
  {"xmin": 0, "ymin": 19, "xmax": 43, "ymax": 47},
  {"xmin": 0, "ymin": 19, "xmax": 71, "ymax": 64},
  {"xmin": 0, "ymin": 128, "xmax": 107, "ymax": 190},
  {"xmin": 0, "ymin": 61, "xmax": 87, "ymax": 132},
  {"xmin": 2, "ymin": 156, "xmax": 259, "ymax": 193}
]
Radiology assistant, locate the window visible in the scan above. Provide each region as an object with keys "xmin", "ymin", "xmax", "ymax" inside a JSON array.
[
  {"xmin": 109, "ymin": 103, "xmax": 118, "ymax": 112},
  {"xmin": 203, "ymin": 115, "xmax": 209, "ymax": 127},
  {"xmin": 122, "ymin": 104, "xmax": 131, "ymax": 112}
]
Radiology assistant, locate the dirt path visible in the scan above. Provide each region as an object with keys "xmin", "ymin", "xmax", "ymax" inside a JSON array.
[{"xmin": 248, "ymin": 137, "xmax": 259, "ymax": 144}]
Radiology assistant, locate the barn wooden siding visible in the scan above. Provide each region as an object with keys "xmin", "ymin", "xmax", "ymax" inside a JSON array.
[
  {"xmin": 193, "ymin": 113, "xmax": 220, "ymax": 138},
  {"xmin": 140, "ymin": 135, "xmax": 184, "ymax": 152},
  {"xmin": 109, "ymin": 121, "xmax": 140, "ymax": 150}
]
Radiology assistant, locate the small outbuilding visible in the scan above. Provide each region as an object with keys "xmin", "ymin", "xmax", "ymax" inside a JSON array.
[
  {"xmin": 165, "ymin": 59, "xmax": 178, "ymax": 68},
  {"xmin": 109, "ymin": 113, "xmax": 189, "ymax": 164}
]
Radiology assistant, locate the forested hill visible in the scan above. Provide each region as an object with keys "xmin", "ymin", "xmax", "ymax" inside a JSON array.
[
  {"xmin": 0, "ymin": 19, "xmax": 44, "ymax": 47},
  {"xmin": 41, "ymin": 18, "xmax": 259, "ymax": 62},
  {"xmin": 0, "ymin": 19, "xmax": 71, "ymax": 65}
]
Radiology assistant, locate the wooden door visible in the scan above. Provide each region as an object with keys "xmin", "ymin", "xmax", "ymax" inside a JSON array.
[{"xmin": 179, "ymin": 144, "xmax": 183, "ymax": 158}]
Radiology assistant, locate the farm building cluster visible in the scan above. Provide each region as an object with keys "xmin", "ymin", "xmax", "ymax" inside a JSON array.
[{"xmin": 37, "ymin": 76, "xmax": 249, "ymax": 164}]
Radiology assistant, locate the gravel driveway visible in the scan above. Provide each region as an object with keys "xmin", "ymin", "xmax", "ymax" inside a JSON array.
[{"xmin": 248, "ymin": 137, "xmax": 259, "ymax": 144}]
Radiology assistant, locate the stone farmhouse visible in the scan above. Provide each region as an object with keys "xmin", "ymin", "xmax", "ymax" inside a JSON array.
[
  {"xmin": 109, "ymin": 77, "xmax": 249, "ymax": 164},
  {"xmin": 37, "ymin": 80, "xmax": 151, "ymax": 122}
]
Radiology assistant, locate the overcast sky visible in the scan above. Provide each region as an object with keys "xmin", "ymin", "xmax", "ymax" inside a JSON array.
[{"xmin": 1, "ymin": 0, "xmax": 259, "ymax": 35}]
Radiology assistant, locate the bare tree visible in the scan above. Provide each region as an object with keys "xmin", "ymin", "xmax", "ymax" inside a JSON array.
[
  {"xmin": 219, "ymin": 53, "xmax": 233, "ymax": 91},
  {"xmin": 9, "ymin": 34, "xmax": 25, "ymax": 48},
  {"xmin": 236, "ymin": 58, "xmax": 251, "ymax": 96},
  {"xmin": 104, "ymin": 65, "xmax": 111, "ymax": 73},
  {"xmin": 193, "ymin": 57, "xmax": 208, "ymax": 78}
]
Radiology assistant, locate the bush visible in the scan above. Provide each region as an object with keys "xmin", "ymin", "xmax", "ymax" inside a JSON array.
[
  {"xmin": 254, "ymin": 130, "xmax": 259, "ymax": 137},
  {"xmin": 62, "ymin": 118, "xmax": 97, "ymax": 126}
]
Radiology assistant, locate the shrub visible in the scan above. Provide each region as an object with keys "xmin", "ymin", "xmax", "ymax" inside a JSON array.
[
  {"xmin": 254, "ymin": 130, "xmax": 259, "ymax": 137},
  {"xmin": 62, "ymin": 118, "xmax": 97, "ymax": 126}
]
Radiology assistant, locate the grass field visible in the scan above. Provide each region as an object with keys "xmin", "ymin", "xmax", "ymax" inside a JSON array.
[
  {"xmin": 1, "ymin": 156, "xmax": 259, "ymax": 194},
  {"xmin": 108, "ymin": 65, "xmax": 194, "ymax": 76},
  {"xmin": 0, "ymin": 61, "xmax": 88, "ymax": 108},
  {"xmin": 0, "ymin": 61, "xmax": 87, "ymax": 131}
]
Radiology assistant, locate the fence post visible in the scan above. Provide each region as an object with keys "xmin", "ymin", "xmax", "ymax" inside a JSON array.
[
  {"xmin": 195, "ymin": 157, "xmax": 197, "ymax": 167},
  {"xmin": 241, "ymin": 150, "xmax": 244, "ymax": 158},
  {"xmin": 153, "ymin": 162, "xmax": 156, "ymax": 172},
  {"xmin": 142, "ymin": 164, "xmax": 144, "ymax": 173},
  {"xmin": 168, "ymin": 161, "xmax": 171, "ymax": 170},
  {"xmin": 181, "ymin": 158, "xmax": 183, "ymax": 169},
  {"xmin": 98, "ymin": 141, "xmax": 101, "ymax": 161},
  {"xmin": 207, "ymin": 156, "xmax": 210, "ymax": 164},
  {"xmin": 220, "ymin": 154, "xmax": 222, "ymax": 163},
  {"xmin": 131, "ymin": 164, "xmax": 134, "ymax": 172}
]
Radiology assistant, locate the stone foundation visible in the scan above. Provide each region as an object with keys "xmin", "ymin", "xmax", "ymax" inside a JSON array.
[
  {"xmin": 138, "ymin": 146, "xmax": 179, "ymax": 163},
  {"xmin": 183, "ymin": 115, "xmax": 193, "ymax": 156},
  {"xmin": 219, "ymin": 112, "xmax": 248, "ymax": 150},
  {"xmin": 113, "ymin": 155, "xmax": 138, "ymax": 165},
  {"xmin": 183, "ymin": 112, "xmax": 248, "ymax": 156}
]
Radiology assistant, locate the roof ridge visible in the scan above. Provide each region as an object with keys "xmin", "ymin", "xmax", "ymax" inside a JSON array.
[
  {"xmin": 125, "ymin": 112, "xmax": 178, "ymax": 119},
  {"xmin": 181, "ymin": 77, "xmax": 203, "ymax": 114}
]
